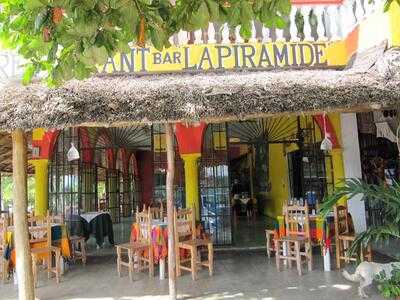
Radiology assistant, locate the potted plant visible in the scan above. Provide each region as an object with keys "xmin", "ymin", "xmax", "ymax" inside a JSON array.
[
  {"xmin": 319, "ymin": 178, "xmax": 400, "ymax": 255},
  {"xmin": 319, "ymin": 178, "xmax": 400, "ymax": 298},
  {"xmin": 375, "ymin": 266, "xmax": 400, "ymax": 299}
]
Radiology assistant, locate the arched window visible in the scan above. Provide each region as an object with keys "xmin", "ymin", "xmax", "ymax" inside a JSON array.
[
  {"xmin": 152, "ymin": 124, "xmax": 185, "ymax": 208},
  {"xmin": 199, "ymin": 123, "xmax": 231, "ymax": 245},
  {"xmin": 48, "ymin": 128, "xmax": 80, "ymax": 216}
]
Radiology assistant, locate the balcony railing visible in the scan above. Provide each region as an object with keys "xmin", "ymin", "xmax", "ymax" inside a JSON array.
[{"xmin": 168, "ymin": 0, "xmax": 383, "ymax": 45}]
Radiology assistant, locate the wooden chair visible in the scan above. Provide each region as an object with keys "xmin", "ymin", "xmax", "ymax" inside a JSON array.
[
  {"xmin": 334, "ymin": 205, "xmax": 372, "ymax": 269},
  {"xmin": 29, "ymin": 215, "xmax": 61, "ymax": 286},
  {"xmin": 149, "ymin": 203, "xmax": 164, "ymax": 220},
  {"xmin": 174, "ymin": 208, "xmax": 213, "ymax": 280},
  {"xmin": 115, "ymin": 210, "xmax": 154, "ymax": 281},
  {"xmin": 49, "ymin": 214, "xmax": 64, "ymax": 225},
  {"xmin": 265, "ymin": 229, "xmax": 275, "ymax": 258},
  {"xmin": 0, "ymin": 216, "xmax": 8, "ymax": 282},
  {"xmin": 70, "ymin": 236, "xmax": 87, "ymax": 265},
  {"xmin": 275, "ymin": 204, "xmax": 312, "ymax": 276}
]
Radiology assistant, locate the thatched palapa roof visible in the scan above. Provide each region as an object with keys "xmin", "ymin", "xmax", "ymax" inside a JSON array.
[{"xmin": 0, "ymin": 47, "xmax": 400, "ymax": 131}]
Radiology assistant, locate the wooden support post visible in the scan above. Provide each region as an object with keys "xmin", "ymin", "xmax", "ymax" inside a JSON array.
[
  {"xmin": 12, "ymin": 129, "xmax": 34, "ymax": 300},
  {"xmin": 165, "ymin": 123, "xmax": 177, "ymax": 300}
]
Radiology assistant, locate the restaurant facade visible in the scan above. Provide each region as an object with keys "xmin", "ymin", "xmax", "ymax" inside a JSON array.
[
  {"xmin": 2, "ymin": 0, "xmax": 400, "ymax": 247},
  {"xmin": 12, "ymin": 1, "xmax": 399, "ymax": 245}
]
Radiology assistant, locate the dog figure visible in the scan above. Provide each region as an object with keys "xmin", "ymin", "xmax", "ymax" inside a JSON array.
[{"xmin": 343, "ymin": 261, "xmax": 400, "ymax": 298}]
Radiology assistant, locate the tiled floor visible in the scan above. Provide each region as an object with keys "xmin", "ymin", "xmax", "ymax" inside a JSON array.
[{"xmin": 2, "ymin": 248, "xmax": 385, "ymax": 300}]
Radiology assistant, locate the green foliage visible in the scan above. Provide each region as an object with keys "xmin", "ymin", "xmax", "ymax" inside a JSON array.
[
  {"xmin": 376, "ymin": 266, "xmax": 400, "ymax": 298},
  {"xmin": 319, "ymin": 178, "xmax": 400, "ymax": 257},
  {"xmin": 1, "ymin": 175, "xmax": 35, "ymax": 210},
  {"xmin": 384, "ymin": 0, "xmax": 400, "ymax": 12},
  {"xmin": 0, "ymin": 0, "xmax": 292, "ymax": 86}
]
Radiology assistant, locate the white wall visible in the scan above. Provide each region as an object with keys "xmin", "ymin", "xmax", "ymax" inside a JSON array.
[{"xmin": 340, "ymin": 113, "xmax": 367, "ymax": 233}]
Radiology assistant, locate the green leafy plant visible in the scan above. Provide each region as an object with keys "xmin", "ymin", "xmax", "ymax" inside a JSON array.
[
  {"xmin": 376, "ymin": 266, "xmax": 400, "ymax": 299},
  {"xmin": 0, "ymin": 0, "xmax": 292, "ymax": 86},
  {"xmin": 319, "ymin": 178, "xmax": 400, "ymax": 256}
]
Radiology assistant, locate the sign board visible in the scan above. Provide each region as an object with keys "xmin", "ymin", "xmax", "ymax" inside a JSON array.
[{"xmin": 101, "ymin": 41, "xmax": 348, "ymax": 74}]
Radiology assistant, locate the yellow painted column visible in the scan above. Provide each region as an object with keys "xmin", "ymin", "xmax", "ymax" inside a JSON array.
[
  {"xmin": 30, "ymin": 159, "xmax": 49, "ymax": 216},
  {"xmin": 181, "ymin": 153, "xmax": 201, "ymax": 220},
  {"xmin": 389, "ymin": 2, "xmax": 400, "ymax": 47},
  {"xmin": 328, "ymin": 113, "xmax": 346, "ymax": 205}
]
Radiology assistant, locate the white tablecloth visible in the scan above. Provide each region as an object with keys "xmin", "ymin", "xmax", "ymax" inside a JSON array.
[{"xmin": 80, "ymin": 211, "xmax": 110, "ymax": 223}]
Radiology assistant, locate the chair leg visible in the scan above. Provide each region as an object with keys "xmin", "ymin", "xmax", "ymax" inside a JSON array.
[
  {"xmin": 190, "ymin": 246, "xmax": 197, "ymax": 281},
  {"xmin": 116, "ymin": 247, "xmax": 121, "ymax": 277},
  {"xmin": 176, "ymin": 246, "xmax": 181, "ymax": 277},
  {"xmin": 32, "ymin": 254, "xmax": 38, "ymax": 288},
  {"xmin": 265, "ymin": 231, "xmax": 271, "ymax": 258},
  {"xmin": 335, "ymin": 238, "xmax": 341, "ymax": 269},
  {"xmin": 55, "ymin": 250, "xmax": 60, "ymax": 284},
  {"xmin": 208, "ymin": 243, "xmax": 213, "ymax": 276},
  {"xmin": 288, "ymin": 242, "xmax": 293, "ymax": 269},
  {"xmin": 275, "ymin": 240, "xmax": 281, "ymax": 272},
  {"xmin": 81, "ymin": 240, "xmax": 87, "ymax": 265},
  {"xmin": 149, "ymin": 246, "xmax": 154, "ymax": 277},
  {"xmin": 306, "ymin": 242, "xmax": 312, "ymax": 272},
  {"xmin": 295, "ymin": 242, "xmax": 301, "ymax": 276},
  {"xmin": 366, "ymin": 245, "xmax": 372, "ymax": 262},
  {"xmin": 128, "ymin": 249, "xmax": 133, "ymax": 281},
  {"xmin": 47, "ymin": 253, "xmax": 51, "ymax": 279}
]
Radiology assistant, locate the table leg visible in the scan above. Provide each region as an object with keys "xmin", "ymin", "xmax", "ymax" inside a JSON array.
[
  {"xmin": 159, "ymin": 258, "xmax": 165, "ymax": 280},
  {"xmin": 283, "ymin": 241, "xmax": 288, "ymax": 266}
]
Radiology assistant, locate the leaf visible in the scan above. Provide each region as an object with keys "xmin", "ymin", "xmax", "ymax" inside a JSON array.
[
  {"xmin": 191, "ymin": 1, "xmax": 210, "ymax": 29},
  {"xmin": 109, "ymin": 0, "xmax": 118, "ymax": 9},
  {"xmin": 277, "ymin": 0, "xmax": 291, "ymax": 16},
  {"xmin": 275, "ymin": 15, "xmax": 287, "ymax": 29},
  {"xmin": 121, "ymin": 3, "xmax": 139, "ymax": 30},
  {"xmin": 240, "ymin": 0, "xmax": 254, "ymax": 23},
  {"xmin": 384, "ymin": 0, "xmax": 393, "ymax": 11},
  {"xmin": 253, "ymin": 0, "xmax": 264, "ymax": 12},
  {"xmin": 205, "ymin": 0, "xmax": 219, "ymax": 21},
  {"xmin": 25, "ymin": 0, "xmax": 47, "ymax": 10},
  {"xmin": 22, "ymin": 64, "xmax": 36, "ymax": 85},
  {"xmin": 149, "ymin": 26, "xmax": 164, "ymax": 51},
  {"xmin": 239, "ymin": 22, "xmax": 252, "ymax": 39},
  {"xmin": 82, "ymin": 46, "xmax": 109, "ymax": 65},
  {"xmin": 83, "ymin": 0, "xmax": 97, "ymax": 10},
  {"xmin": 34, "ymin": 9, "xmax": 49, "ymax": 32}
]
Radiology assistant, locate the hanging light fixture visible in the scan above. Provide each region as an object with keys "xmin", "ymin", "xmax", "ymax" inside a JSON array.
[
  {"xmin": 67, "ymin": 142, "xmax": 80, "ymax": 161},
  {"xmin": 320, "ymin": 113, "xmax": 333, "ymax": 151}
]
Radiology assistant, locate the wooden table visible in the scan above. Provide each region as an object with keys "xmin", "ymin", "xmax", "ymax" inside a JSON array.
[{"xmin": 131, "ymin": 219, "xmax": 191, "ymax": 280}]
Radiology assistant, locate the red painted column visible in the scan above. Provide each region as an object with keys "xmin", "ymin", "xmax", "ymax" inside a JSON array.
[
  {"xmin": 313, "ymin": 114, "xmax": 340, "ymax": 149},
  {"xmin": 175, "ymin": 122, "xmax": 207, "ymax": 219}
]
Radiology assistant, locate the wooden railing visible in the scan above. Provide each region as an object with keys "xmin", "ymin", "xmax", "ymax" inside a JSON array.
[{"xmin": 169, "ymin": 0, "xmax": 383, "ymax": 45}]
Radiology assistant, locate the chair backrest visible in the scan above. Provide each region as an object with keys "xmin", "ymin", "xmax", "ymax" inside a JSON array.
[
  {"xmin": 174, "ymin": 208, "xmax": 196, "ymax": 242},
  {"xmin": 0, "ymin": 216, "xmax": 8, "ymax": 251},
  {"xmin": 334, "ymin": 205, "xmax": 350, "ymax": 235},
  {"xmin": 149, "ymin": 204, "xmax": 164, "ymax": 220},
  {"xmin": 50, "ymin": 213, "xmax": 64, "ymax": 225},
  {"xmin": 135, "ymin": 210, "xmax": 152, "ymax": 243},
  {"xmin": 28, "ymin": 214, "xmax": 51, "ymax": 249},
  {"xmin": 284, "ymin": 204, "xmax": 310, "ymax": 239}
]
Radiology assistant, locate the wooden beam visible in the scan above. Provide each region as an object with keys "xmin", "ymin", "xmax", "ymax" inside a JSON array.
[
  {"xmin": 12, "ymin": 129, "xmax": 34, "ymax": 300},
  {"xmin": 165, "ymin": 123, "xmax": 177, "ymax": 300}
]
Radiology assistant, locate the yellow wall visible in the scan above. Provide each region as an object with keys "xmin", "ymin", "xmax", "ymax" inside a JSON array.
[
  {"xmin": 265, "ymin": 143, "xmax": 289, "ymax": 218},
  {"xmin": 327, "ymin": 112, "xmax": 346, "ymax": 205},
  {"xmin": 389, "ymin": 2, "xmax": 400, "ymax": 47},
  {"xmin": 263, "ymin": 113, "xmax": 346, "ymax": 217}
]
